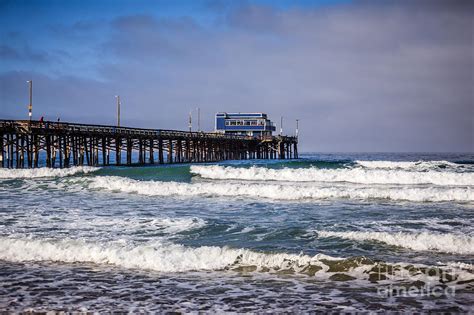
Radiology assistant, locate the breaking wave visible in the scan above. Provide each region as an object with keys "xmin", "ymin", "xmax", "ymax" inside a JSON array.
[
  {"xmin": 354, "ymin": 160, "xmax": 462, "ymax": 170},
  {"xmin": 0, "ymin": 236, "xmax": 336, "ymax": 273},
  {"xmin": 87, "ymin": 176, "xmax": 474, "ymax": 202},
  {"xmin": 0, "ymin": 166, "xmax": 100, "ymax": 179},
  {"xmin": 318, "ymin": 231, "xmax": 474, "ymax": 255},
  {"xmin": 1, "ymin": 236, "xmax": 472, "ymax": 286},
  {"xmin": 190, "ymin": 165, "xmax": 474, "ymax": 186}
]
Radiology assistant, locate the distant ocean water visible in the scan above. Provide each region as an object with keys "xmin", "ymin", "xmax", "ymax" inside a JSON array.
[{"xmin": 0, "ymin": 152, "xmax": 473, "ymax": 312}]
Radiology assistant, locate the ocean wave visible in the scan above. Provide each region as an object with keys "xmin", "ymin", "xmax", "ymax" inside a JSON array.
[
  {"xmin": 0, "ymin": 166, "xmax": 100, "ymax": 179},
  {"xmin": 0, "ymin": 237, "xmax": 332, "ymax": 273},
  {"xmin": 190, "ymin": 165, "xmax": 474, "ymax": 186},
  {"xmin": 318, "ymin": 231, "xmax": 474, "ymax": 255},
  {"xmin": 87, "ymin": 176, "xmax": 474, "ymax": 202},
  {"xmin": 68, "ymin": 216, "xmax": 207, "ymax": 234},
  {"xmin": 355, "ymin": 160, "xmax": 461, "ymax": 170},
  {"xmin": 1, "ymin": 236, "xmax": 471, "ymax": 286}
]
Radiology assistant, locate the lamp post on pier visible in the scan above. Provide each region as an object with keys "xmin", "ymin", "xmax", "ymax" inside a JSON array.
[
  {"xmin": 188, "ymin": 111, "xmax": 192, "ymax": 132},
  {"xmin": 197, "ymin": 107, "xmax": 201, "ymax": 132},
  {"xmin": 27, "ymin": 80, "xmax": 32, "ymax": 121},
  {"xmin": 296, "ymin": 119, "xmax": 299, "ymax": 138},
  {"xmin": 115, "ymin": 95, "xmax": 121, "ymax": 127},
  {"xmin": 280, "ymin": 116, "xmax": 283, "ymax": 135}
]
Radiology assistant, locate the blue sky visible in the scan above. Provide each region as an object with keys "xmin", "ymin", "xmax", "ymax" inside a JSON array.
[
  {"xmin": 0, "ymin": 0, "xmax": 472, "ymax": 152},
  {"xmin": 0, "ymin": 0, "xmax": 351, "ymax": 78}
]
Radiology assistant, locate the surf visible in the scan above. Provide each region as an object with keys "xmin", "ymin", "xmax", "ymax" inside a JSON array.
[
  {"xmin": 0, "ymin": 166, "xmax": 100, "ymax": 179},
  {"xmin": 354, "ymin": 160, "xmax": 463, "ymax": 170},
  {"xmin": 85, "ymin": 176, "xmax": 474, "ymax": 202},
  {"xmin": 1, "ymin": 236, "xmax": 472, "ymax": 287},
  {"xmin": 190, "ymin": 165, "xmax": 474, "ymax": 186},
  {"xmin": 318, "ymin": 230, "xmax": 474, "ymax": 255}
]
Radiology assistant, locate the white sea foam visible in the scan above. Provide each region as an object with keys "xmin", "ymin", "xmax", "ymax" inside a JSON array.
[
  {"xmin": 68, "ymin": 216, "xmax": 207, "ymax": 234},
  {"xmin": 445, "ymin": 262, "xmax": 474, "ymax": 271},
  {"xmin": 355, "ymin": 160, "xmax": 461, "ymax": 170},
  {"xmin": 88, "ymin": 176, "xmax": 474, "ymax": 202},
  {"xmin": 0, "ymin": 237, "xmax": 330, "ymax": 273},
  {"xmin": 0, "ymin": 166, "xmax": 99, "ymax": 179},
  {"xmin": 1, "ymin": 237, "xmax": 472, "ymax": 286},
  {"xmin": 145, "ymin": 217, "xmax": 206, "ymax": 233},
  {"xmin": 318, "ymin": 231, "xmax": 474, "ymax": 255},
  {"xmin": 190, "ymin": 165, "xmax": 474, "ymax": 186}
]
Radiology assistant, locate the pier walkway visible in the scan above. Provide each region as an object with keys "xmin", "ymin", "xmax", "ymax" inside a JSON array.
[{"xmin": 0, "ymin": 120, "xmax": 298, "ymax": 168}]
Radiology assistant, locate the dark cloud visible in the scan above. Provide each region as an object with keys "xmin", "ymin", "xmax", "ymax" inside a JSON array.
[
  {"xmin": 0, "ymin": 45, "xmax": 21, "ymax": 59},
  {"xmin": 47, "ymin": 19, "xmax": 107, "ymax": 41},
  {"xmin": 112, "ymin": 14, "xmax": 199, "ymax": 33},
  {"xmin": 0, "ymin": 44, "xmax": 51, "ymax": 63},
  {"xmin": 106, "ymin": 15, "xmax": 203, "ymax": 61},
  {"xmin": 226, "ymin": 4, "xmax": 282, "ymax": 32},
  {"xmin": 0, "ymin": 71, "xmax": 111, "ymax": 122},
  {"xmin": 113, "ymin": 15, "xmax": 158, "ymax": 31},
  {"xmin": 1, "ymin": 1, "xmax": 472, "ymax": 152}
]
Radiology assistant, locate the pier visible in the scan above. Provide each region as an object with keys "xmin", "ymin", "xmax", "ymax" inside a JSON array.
[{"xmin": 0, "ymin": 120, "xmax": 298, "ymax": 168}]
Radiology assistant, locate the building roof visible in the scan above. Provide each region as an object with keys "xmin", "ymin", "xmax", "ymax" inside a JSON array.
[{"xmin": 216, "ymin": 112, "xmax": 268, "ymax": 118}]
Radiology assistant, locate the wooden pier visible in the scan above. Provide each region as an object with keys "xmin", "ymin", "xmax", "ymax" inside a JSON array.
[{"xmin": 0, "ymin": 120, "xmax": 298, "ymax": 168}]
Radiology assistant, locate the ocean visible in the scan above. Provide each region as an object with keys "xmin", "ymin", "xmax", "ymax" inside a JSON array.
[{"xmin": 0, "ymin": 153, "xmax": 473, "ymax": 312}]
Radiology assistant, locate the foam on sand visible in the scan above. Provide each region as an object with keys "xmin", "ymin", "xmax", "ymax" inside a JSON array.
[
  {"xmin": 190, "ymin": 165, "xmax": 474, "ymax": 186},
  {"xmin": 0, "ymin": 166, "xmax": 100, "ymax": 179},
  {"xmin": 87, "ymin": 176, "xmax": 474, "ymax": 202},
  {"xmin": 318, "ymin": 231, "xmax": 474, "ymax": 255}
]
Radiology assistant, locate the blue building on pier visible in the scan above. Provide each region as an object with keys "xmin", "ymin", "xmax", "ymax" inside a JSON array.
[{"xmin": 215, "ymin": 112, "xmax": 276, "ymax": 137}]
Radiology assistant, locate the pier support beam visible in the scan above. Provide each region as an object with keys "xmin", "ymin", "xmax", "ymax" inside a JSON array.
[
  {"xmin": 149, "ymin": 139, "xmax": 154, "ymax": 164},
  {"xmin": 167, "ymin": 139, "xmax": 173, "ymax": 163},
  {"xmin": 158, "ymin": 138, "xmax": 164, "ymax": 164},
  {"xmin": 116, "ymin": 137, "xmax": 121, "ymax": 165},
  {"xmin": 127, "ymin": 139, "xmax": 132, "ymax": 165}
]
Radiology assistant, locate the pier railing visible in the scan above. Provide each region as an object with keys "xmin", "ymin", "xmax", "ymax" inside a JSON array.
[{"xmin": 0, "ymin": 120, "xmax": 297, "ymax": 142}]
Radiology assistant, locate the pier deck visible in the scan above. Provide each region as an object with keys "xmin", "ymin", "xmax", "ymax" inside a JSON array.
[{"xmin": 0, "ymin": 120, "xmax": 298, "ymax": 168}]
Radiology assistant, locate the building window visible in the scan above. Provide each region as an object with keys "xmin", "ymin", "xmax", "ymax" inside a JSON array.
[{"xmin": 221, "ymin": 117, "xmax": 271, "ymax": 130}]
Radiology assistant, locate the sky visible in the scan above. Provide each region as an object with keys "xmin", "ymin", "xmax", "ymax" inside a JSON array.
[{"xmin": 0, "ymin": 0, "xmax": 472, "ymax": 152}]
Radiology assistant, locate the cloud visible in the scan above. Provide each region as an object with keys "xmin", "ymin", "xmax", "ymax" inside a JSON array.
[
  {"xmin": 0, "ymin": 45, "xmax": 21, "ymax": 59},
  {"xmin": 0, "ymin": 44, "xmax": 51, "ymax": 63},
  {"xmin": 1, "ymin": 1, "xmax": 472, "ymax": 152},
  {"xmin": 0, "ymin": 71, "xmax": 111, "ymax": 122}
]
